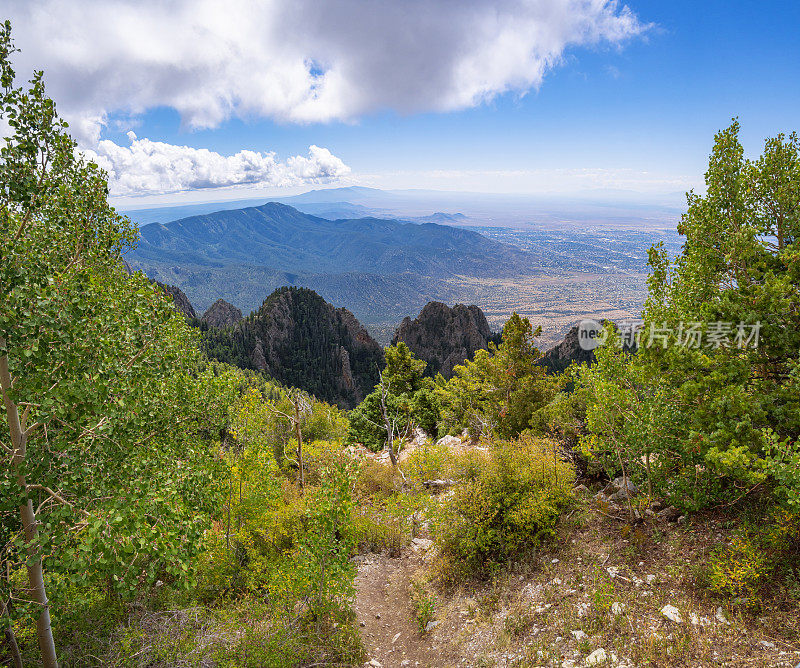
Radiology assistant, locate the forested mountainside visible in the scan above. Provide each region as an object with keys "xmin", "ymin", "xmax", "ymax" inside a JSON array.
[
  {"xmin": 124, "ymin": 201, "xmax": 540, "ymax": 320},
  {"xmin": 129, "ymin": 202, "xmax": 531, "ymax": 276},
  {"xmin": 392, "ymin": 301, "xmax": 500, "ymax": 377},
  {"xmin": 198, "ymin": 287, "xmax": 383, "ymax": 408},
  {"xmin": 152, "ymin": 280, "xmax": 590, "ymax": 383}
]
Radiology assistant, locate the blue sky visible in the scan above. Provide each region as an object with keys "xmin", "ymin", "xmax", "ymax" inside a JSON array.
[{"xmin": 6, "ymin": 1, "xmax": 799, "ymax": 205}]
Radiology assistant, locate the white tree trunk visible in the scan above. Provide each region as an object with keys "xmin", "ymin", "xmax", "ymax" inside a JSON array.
[{"xmin": 0, "ymin": 340, "xmax": 59, "ymax": 667}]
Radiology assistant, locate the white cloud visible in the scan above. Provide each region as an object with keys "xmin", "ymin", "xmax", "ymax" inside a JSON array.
[
  {"xmin": 83, "ymin": 133, "xmax": 350, "ymax": 196},
  {"xmin": 5, "ymin": 0, "xmax": 649, "ymax": 144}
]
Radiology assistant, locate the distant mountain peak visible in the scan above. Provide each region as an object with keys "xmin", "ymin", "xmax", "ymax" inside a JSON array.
[
  {"xmin": 200, "ymin": 286, "xmax": 383, "ymax": 408},
  {"xmin": 201, "ymin": 299, "xmax": 243, "ymax": 328},
  {"xmin": 128, "ymin": 202, "xmax": 533, "ymax": 307}
]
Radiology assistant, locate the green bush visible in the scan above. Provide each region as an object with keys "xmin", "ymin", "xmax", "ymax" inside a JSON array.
[
  {"xmin": 433, "ymin": 435, "xmax": 574, "ymax": 580},
  {"xmin": 354, "ymin": 459, "xmax": 402, "ymax": 499},
  {"xmin": 410, "ymin": 577, "xmax": 437, "ymax": 632},
  {"xmin": 353, "ymin": 507, "xmax": 404, "ymax": 556},
  {"xmin": 401, "ymin": 438, "xmax": 452, "ymax": 485},
  {"xmin": 704, "ymin": 508, "xmax": 800, "ymax": 608}
]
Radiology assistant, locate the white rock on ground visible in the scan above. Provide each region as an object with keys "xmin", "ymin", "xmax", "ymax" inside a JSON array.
[
  {"xmin": 716, "ymin": 606, "xmax": 730, "ymax": 624},
  {"xmin": 571, "ymin": 630, "xmax": 588, "ymax": 641},
  {"xmin": 660, "ymin": 604, "xmax": 683, "ymax": 623},
  {"xmin": 611, "ymin": 602, "xmax": 625, "ymax": 615},
  {"xmin": 585, "ymin": 648, "xmax": 608, "ymax": 665},
  {"xmin": 411, "ymin": 537, "xmax": 433, "ymax": 552},
  {"xmin": 436, "ymin": 435, "xmax": 462, "ymax": 448}
]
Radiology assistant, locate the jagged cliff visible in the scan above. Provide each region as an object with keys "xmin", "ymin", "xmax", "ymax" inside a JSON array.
[
  {"xmin": 391, "ymin": 301, "xmax": 497, "ymax": 378},
  {"xmin": 201, "ymin": 299, "xmax": 243, "ymax": 328},
  {"xmin": 154, "ymin": 281, "xmax": 196, "ymax": 320},
  {"xmin": 201, "ymin": 287, "xmax": 383, "ymax": 408}
]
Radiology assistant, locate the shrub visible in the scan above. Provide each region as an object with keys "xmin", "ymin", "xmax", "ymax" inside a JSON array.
[
  {"xmin": 433, "ymin": 435, "xmax": 574, "ymax": 580},
  {"xmin": 353, "ymin": 507, "xmax": 404, "ymax": 556},
  {"xmin": 410, "ymin": 577, "xmax": 437, "ymax": 633},
  {"xmin": 303, "ymin": 439, "xmax": 343, "ymax": 486},
  {"xmin": 401, "ymin": 438, "xmax": 452, "ymax": 485},
  {"xmin": 705, "ymin": 508, "xmax": 800, "ymax": 608},
  {"xmin": 354, "ymin": 459, "xmax": 402, "ymax": 499},
  {"xmin": 707, "ymin": 530, "xmax": 769, "ymax": 606}
]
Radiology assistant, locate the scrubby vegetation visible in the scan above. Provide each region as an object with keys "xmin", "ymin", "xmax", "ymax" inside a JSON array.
[{"xmin": 433, "ymin": 436, "xmax": 574, "ymax": 582}]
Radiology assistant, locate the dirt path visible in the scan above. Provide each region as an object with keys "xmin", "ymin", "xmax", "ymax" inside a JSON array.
[{"xmin": 353, "ymin": 551, "xmax": 460, "ymax": 668}]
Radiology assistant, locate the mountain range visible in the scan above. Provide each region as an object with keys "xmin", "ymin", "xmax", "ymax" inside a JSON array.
[
  {"xmin": 120, "ymin": 185, "xmax": 685, "ymax": 229},
  {"xmin": 126, "ymin": 202, "xmax": 538, "ymax": 324}
]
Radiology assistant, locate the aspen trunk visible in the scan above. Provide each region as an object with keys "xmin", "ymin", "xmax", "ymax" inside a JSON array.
[
  {"xmin": 0, "ymin": 340, "xmax": 59, "ymax": 668},
  {"xmin": 1, "ymin": 596, "xmax": 23, "ymax": 668}
]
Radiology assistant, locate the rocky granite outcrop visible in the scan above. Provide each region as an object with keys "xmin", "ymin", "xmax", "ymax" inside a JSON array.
[
  {"xmin": 201, "ymin": 299, "xmax": 243, "ymax": 328},
  {"xmin": 200, "ymin": 287, "xmax": 384, "ymax": 408},
  {"xmin": 392, "ymin": 301, "xmax": 496, "ymax": 378},
  {"xmin": 154, "ymin": 281, "xmax": 196, "ymax": 320}
]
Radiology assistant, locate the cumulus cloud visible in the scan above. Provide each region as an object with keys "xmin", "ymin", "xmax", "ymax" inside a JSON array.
[
  {"xmin": 5, "ymin": 0, "xmax": 649, "ymax": 144},
  {"xmin": 83, "ymin": 133, "xmax": 350, "ymax": 196}
]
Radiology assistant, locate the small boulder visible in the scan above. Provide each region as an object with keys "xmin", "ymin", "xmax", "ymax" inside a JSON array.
[
  {"xmin": 436, "ymin": 435, "xmax": 462, "ymax": 448},
  {"xmin": 411, "ymin": 537, "xmax": 433, "ymax": 552},
  {"xmin": 425, "ymin": 620, "xmax": 439, "ymax": 632},
  {"xmin": 613, "ymin": 476, "xmax": 638, "ymax": 493},
  {"xmin": 585, "ymin": 648, "xmax": 608, "ymax": 665},
  {"xmin": 611, "ymin": 602, "xmax": 625, "ymax": 615},
  {"xmin": 609, "ymin": 476, "xmax": 638, "ymax": 501},
  {"xmin": 660, "ymin": 605, "xmax": 683, "ymax": 623}
]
